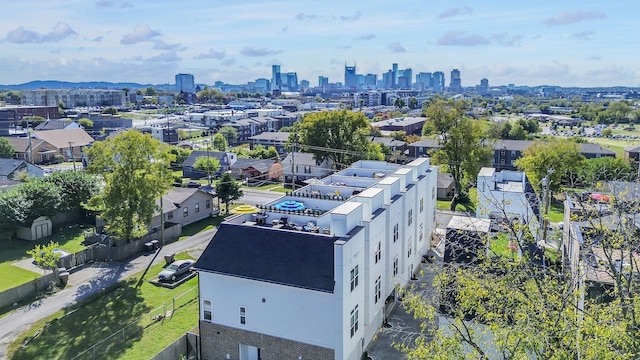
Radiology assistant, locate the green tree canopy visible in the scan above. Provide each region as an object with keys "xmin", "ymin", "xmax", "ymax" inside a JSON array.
[
  {"xmin": 297, "ymin": 110, "xmax": 383, "ymax": 169},
  {"xmin": 218, "ymin": 126, "xmax": 238, "ymax": 145},
  {"xmin": 0, "ymin": 137, "xmax": 15, "ymax": 158},
  {"xmin": 215, "ymin": 172, "xmax": 243, "ymax": 214},
  {"xmin": 193, "ymin": 156, "xmax": 220, "ymax": 184},
  {"xmin": 86, "ymin": 130, "xmax": 174, "ymax": 242},
  {"xmin": 425, "ymin": 99, "xmax": 492, "ymax": 209},
  {"xmin": 515, "ymin": 138, "xmax": 585, "ymax": 193},
  {"xmin": 78, "ymin": 118, "xmax": 94, "ymax": 129},
  {"xmin": 44, "ymin": 171, "xmax": 99, "ymax": 213},
  {"xmin": 213, "ymin": 133, "xmax": 228, "ymax": 151},
  {"xmin": 18, "ymin": 179, "xmax": 62, "ymax": 225},
  {"xmin": 579, "ymin": 156, "xmax": 634, "ymax": 186},
  {"xmin": 27, "ymin": 241, "xmax": 63, "ymax": 271}
]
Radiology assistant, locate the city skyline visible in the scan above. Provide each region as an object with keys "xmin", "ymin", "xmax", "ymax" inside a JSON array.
[{"xmin": 0, "ymin": 1, "xmax": 638, "ymax": 88}]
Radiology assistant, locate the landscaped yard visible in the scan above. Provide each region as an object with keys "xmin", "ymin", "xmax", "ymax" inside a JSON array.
[
  {"xmin": 436, "ymin": 187, "xmax": 477, "ymax": 212},
  {"xmin": 178, "ymin": 215, "xmax": 225, "ymax": 240},
  {"xmin": 8, "ymin": 252, "xmax": 199, "ymax": 360},
  {"xmin": 0, "ymin": 223, "xmax": 91, "ymax": 292}
]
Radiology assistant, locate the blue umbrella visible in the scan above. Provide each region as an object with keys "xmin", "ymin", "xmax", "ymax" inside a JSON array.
[{"xmin": 275, "ymin": 200, "xmax": 306, "ymax": 211}]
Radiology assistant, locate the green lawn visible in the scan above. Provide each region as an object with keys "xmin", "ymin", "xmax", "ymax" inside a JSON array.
[
  {"xmin": 0, "ymin": 263, "xmax": 40, "ymax": 291},
  {"xmin": 436, "ymin": 187, "xmax": 477, "ymax": 212},
  {"xmin": 489, "ymin": 233, "xmax": 518, "ymax": 259},
  {"xmin": 0, "ymin": 224, "xmax": 90, "ymax": 264},
  {"xmin": 9, "ymin": 253, "xmax": 199, "ymax": 360},
  {"xmin": 588, "ymin": 138, "xmax": 634, "ymax": 158},
  {"xmin": 178, "ymin": 215, "xmax": 224, "ymax": 240}
]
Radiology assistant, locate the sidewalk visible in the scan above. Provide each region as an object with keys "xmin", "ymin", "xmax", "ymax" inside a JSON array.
[{"xmin": 0, "ymin": 227, "xmax": 216, "ymax": 359}]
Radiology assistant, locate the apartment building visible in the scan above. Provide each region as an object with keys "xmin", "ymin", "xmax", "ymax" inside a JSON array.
[{"xmin": 194, "ymin": 158, "xmax": 438, "ymax": 360}]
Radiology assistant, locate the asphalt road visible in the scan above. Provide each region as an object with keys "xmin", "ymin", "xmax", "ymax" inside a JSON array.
[{"xmin": 0, "ymin": 227, "xmax": 216, "ymax": 359}]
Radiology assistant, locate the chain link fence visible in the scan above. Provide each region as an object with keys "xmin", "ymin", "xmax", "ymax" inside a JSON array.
[{"xmin": 71, "ymin": 286, "xmax": 198, "ymax": 360}]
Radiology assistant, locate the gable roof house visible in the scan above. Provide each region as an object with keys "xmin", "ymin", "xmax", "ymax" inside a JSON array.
[
  {"xmin": 32, "ymin": 128, "xmax": 94, "ymax": 162},
  {"xmin": 149, "ymin": 188, "xmax": 217, "ymax": 230},
  {"xmin": 281, "ymin": 152, "xmax": 334, "ymax": 184},
  {"xmin": 229, "ymin": 158, "xmax": 276, "ymax": 182},
  {"xmin": 3, "ymin": 136, "xmax": 58, "ymax": 164},
  {"xmin": 182, "ymin": 150, "xmax": 238, "ymax": 179},
  {"xmin": 34, "ymin": 119, "xmax": 80, "ymax": 131},
  {"xmin": 0, "ymin": 158, "xmax": 43, "ymax": 181}
]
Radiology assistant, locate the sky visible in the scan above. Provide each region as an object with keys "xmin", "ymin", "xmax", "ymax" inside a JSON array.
[{"xmin": 0, "ymin": 0, "xmax": 638, "ymax": 88}]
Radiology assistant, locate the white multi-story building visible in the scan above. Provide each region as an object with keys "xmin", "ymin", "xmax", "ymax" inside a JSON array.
[
  {"xmin": 476, "ymin": 167, "xmax": 541, "ymax": 238},
  {"xmin": 21, "ymin": 89, "xmax": 126, "ymax": 107},
  {"xmin": 194, "ymin": 158, "xmax": 438, "ymax": 360}
]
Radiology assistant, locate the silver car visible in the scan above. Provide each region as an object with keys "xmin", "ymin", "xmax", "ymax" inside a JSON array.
[{"xmin": 158, "ymin": 259, "xmax": 194, "ymax": 282}]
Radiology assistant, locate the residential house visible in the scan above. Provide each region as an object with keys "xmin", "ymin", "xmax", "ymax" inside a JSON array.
[
  {"xmin": 182, "ymin": 150, "xmax": 237, "ymax": 179},
  {"xmin": 0, "ymin": 158, "xmax": 43, "ymax": 180},
  {"xmin": 34, "ymin": 119, "xmax": 80, "ymax": 131},
  {"xmin": 281, "ymin": 152, "xmax": 334, "ymax": 184},
  {"xmin": 150, "ymin": 188, "xmax": 217, "ymax": 230},
  {"xmin": 407, "ymin": 138, "xmax": 441, "ymax": 159},
  {"xmin": 445, "ymin": 215, "xmax": 491, "ymax": 264},
  {"xmin": 492, "ymin": 140, "xmax": 531, "ymax": 171},
  {"xmin": 580, "ymin": 143, "xmax": 616, "ymax": 159},
  {"xmin": 370, "ymin": 117, "xmax": 426, "ymax": 135},
  {"xmin": 194, "ymin": 158, "xmax": 438, "ymax": 360},
  {"xmin": 624, "ymin": 145, "xmax": 640, "ymax": 163},
  {"xmin": 3, "ymin": 136, "xmax": 58, "ymax": 164},
  {"xmin": 32, "ymin": 128, "xmax": 94, "ymax": 162},
  {"xmin": 248, "ymin": 132, "xmax": 290, "ymax": 153},
  {"xmin": 437, "ymin": 172, "xmax": 454, "ymax": 199},
  {"xmin": 229, "ymin": 158, "xmax": 276, "ymax": 182},
  {"xmin": 476, "ymin": 167, "xmax": 541, "ymax": 240}
]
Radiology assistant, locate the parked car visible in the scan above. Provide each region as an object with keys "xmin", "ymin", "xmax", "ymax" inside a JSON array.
[{"xmin": 158, "ymin": 259, "xmax": 194, "ymax": 282}]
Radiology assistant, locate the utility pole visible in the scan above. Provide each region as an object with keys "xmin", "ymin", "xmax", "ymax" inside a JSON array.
[
  {"xmin": 68, "ymin": 141, "xmax": 76, "ymax": 170},
  {"xmin": 160, "ymin": 195, "xmax": 165, "ymax": 247},
  {"xmin": 290, "ymin": 141, "xmax": 296, "ymax": 191},
  {"xmin": 541, "ymin": 168, "xmax": 554, "ymax": 245}
]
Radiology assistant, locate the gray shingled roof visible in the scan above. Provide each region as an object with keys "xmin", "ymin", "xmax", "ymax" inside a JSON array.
[{"xmin": 194, "ymin": 223, "xmax": 336, "ymax": 292}]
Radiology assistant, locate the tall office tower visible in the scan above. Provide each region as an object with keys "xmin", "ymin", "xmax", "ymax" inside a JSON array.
[
  {"xmin": 476, "ymin": 78, "xmax": 489, "ymax": 95},
  {"xmin": 286, "ymin": 72, "xmax": 298, "ymax": 91},
  {"xmin": 383, "ymin": 70, "xmax": 394, "ymax": 89},
  {"xmin": 175, "ymin": 73, "xmax": 195, "ymax": 93},
  {"xmin": 449, "ymin": 68, "xmax": 462, "ymax": 93},
  {"xmin": 356, "ymin": 74, "xmax": 365, "ymax": 89},
  {"xmin": 254, "ymin": 78, "xmax": 270, "ymax": 94},
  {"xmin": 392, "ymin": 63, "xmax": 398, "ymax": 89},
  {"xmin": 344, "ymin": 63, "xmax": 357, "ymax": 89},
  {"xmin": 300, "ymin": 80, "xmax": 310, "ymax": 92},
  {"xmin": 397, "ymin": 68, "xmax": 412, "ymax": 89},
  {"xmin": 365, "ymin": 74, "xmax": 377, "ymax": 88},
  {"xmin": 432, "ymin": 71, "xmax": 445, "ymax": 92},
  {"xmin": 271, "ymin": 65, "xmax": 282, "ymax": 91},
  {"xmin": 416, "ymin": 72, "xmax": 432, "ymax": 90},
  {"xmin": 318, "ymin": 76, "xmax": 329, "ymax": 88}
]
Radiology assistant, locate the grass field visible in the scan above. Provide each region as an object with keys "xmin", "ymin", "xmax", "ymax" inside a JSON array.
[
  {"xmin": 0, "ymin": 224, "xmax": 90, "ymax": 265},
  {"xmin": 0, "ymin": 263, "xmax": 40, "ymax": 291},
  {"xmin": 178, "ymin": 215, "xmax": 224, "ymax": 240},
  {"xmin": 8, "ymin": 253, "xmax": 199, "ymax": 360},
  {"xmin": 436, "ymin": 187, "xmax": 477, "ymax": 212},
  {"xmin": 587, "ymin": 138, "xmax": 633, "ymax": 158}
]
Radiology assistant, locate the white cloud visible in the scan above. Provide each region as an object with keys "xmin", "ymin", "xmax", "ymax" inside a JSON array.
[
  {"xmin": 120, "ymin": 24, "xmax": 161, "ymax": 45},
  {"xmin": 5, "ymin": 22, "xmax": 77, "ymax": 43}
]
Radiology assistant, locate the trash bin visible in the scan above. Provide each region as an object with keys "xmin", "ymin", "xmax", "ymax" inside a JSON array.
[
  {"xmin": 150, "ymin": 240, "xmax": 159, "ymax": 249},
  {"xmin": 145, "ymin": 242, "xmax": 153, "ymax": 252},
  {"xmin": 59, "ymin": 271, "xmax": 70, "ymax": 286},
  {"xmin": 164, "ymin": 253, "xmax": 175, "ymax": 265}
]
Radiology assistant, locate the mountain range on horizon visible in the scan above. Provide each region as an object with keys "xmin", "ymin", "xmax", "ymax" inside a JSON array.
[{"xmin": 0, "ymin": 80, "xmax": 168, "ymax": 91}]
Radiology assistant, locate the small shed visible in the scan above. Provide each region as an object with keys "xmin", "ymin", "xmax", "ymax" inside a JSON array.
[
  {"xmin": 437, "ymin": 173, "xmax": 455, "ymax": 199},
  {"xmin": 17, "ymin": 216, "xmax": 52, "ymax": 241}
]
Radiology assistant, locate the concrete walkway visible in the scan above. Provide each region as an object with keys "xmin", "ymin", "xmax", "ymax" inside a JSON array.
[{"xmin": 0, "ymin": 227, "xmax": 216, "ymax": 359}]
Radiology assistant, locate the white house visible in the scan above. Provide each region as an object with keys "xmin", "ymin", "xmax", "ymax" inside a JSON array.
[
  {"xmin": 476, "ymin": 167, "xmax": 541, "ymax": 239},
  {"xmin": 281, "ymin": 152, "xmax": 334, "ymax": 184},
  {"xmin": 194, "ymin": 158, "xmax": 438, "ymax": 360}
]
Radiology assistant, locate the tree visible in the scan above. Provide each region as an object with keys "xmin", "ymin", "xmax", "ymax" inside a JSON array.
[
  {"xmin": 169, "ymin": 146, "xmax": 192, "ymax": 166},
  {"xmin": 193, "ymin": 156, "xmax": 220, "ymax": 185},
  {"xmin": 297, "ymin": 110, "xmax": 382, "ymax": 169},
  {"xmin": 408, "ymin": 97, "xmax": 419, "ymax": 110},
  {"xmin": 215, "ymin": 172, "xmax": 243, "ymax": 214},
  {"xmin": 78, "ymin": 118, "xmax": 94, "ymax": 129},
  {"xmin": 213, "ymin": 133, "xmax": 228, "ymax": 151},
  {"xmin": 86, "ymin": 130, "xmax": 174, "ymax": 242},
  {"xmin": 18, "ymin": 179, "xmax": 62, "ymax": 225},
  {"xmin": 398, "ymin": 183, "xmax": 640, "ymax": 359},
  {"xmin": 394, "ymin": 98, "xmax": 406, "ymax": 110},
  {"xmin": 0, "ymin": 190, "xmax": 29, "ymax": 238},
  {"xmin": 101, "ymin": 107, "xmax": 118, "ymax": 115},
  {"xmin": 0, "ymin": 137, "xmax": 15, "ymax": 158},
  {"xmin": 27, "ymin": 241, "xmax": 62, "ymax": 271},
  {"xmin": 218, "ymin": 126, "xmax": 238, "ymax": 145},
  {"xmin": 145, "ymin": 87, "xmax": 157, "ymax": 96},
  {"xmin": 426, "ymin": 99, "xmax": 492, "ymax": 210},
  {"xmin": 579, "ymin": 157, "xmax": 633, "ymax": 187},
  {"xmin": 507, "ymin": 122, "xmax": 527, "ymax": 140},
  {"xmin": 20, "ymin": 116, "xmax": 45, "ymax": 128},
  {"xmin": 44, "ymin": 171, "xmax": 99, "ymax": 213},
  {"xmin": 515, "ymin": 139, "xmax": 585, "ymax": 193}
]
